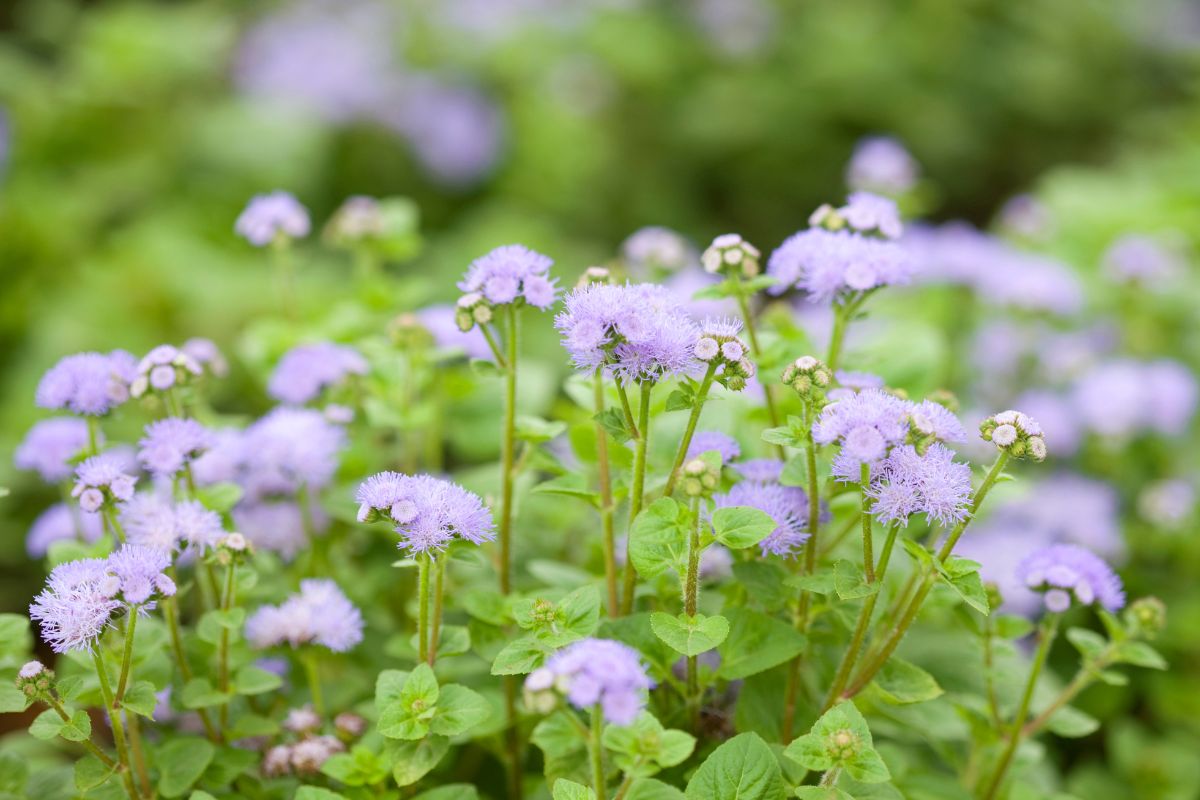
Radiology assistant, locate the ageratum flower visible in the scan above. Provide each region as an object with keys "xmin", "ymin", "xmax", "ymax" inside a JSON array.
[
  {"xmin": 827, "ymin": 370, "xmax": 885, "ymax": 402},
  {"xmin": 355, "ymin": 472, "xmax": 495, "ymax": 554},
  {"xmin": 245, "ymin": 579, "xmax": 364, "ymax": 653},
  {"xmin": 268, "ymin": 342, "xmax": 369, "ymax": 405},
  {"xmin": 72, "ymin": 453, "xmax": 138, "ymax": 512},
  {"xmin": 845, "ymin": 136, "xmax": 919, "ymax": 195},
  {"xmin": 830, "ymin": 192, "xmax": 904, "ymax": 240},
  {"xmin": 686, "ymin": 431, "xmax": 741, "ymax": 464},
  {"xmin": 103, "ymin": 544, "xmax": 176, "ymax": 605},
  {"xmin": 27, "ymin": 504, "xmax": 104, "ymax": 558},
  {"xmin": 621, "ymin": 226, "xmax": 697, "ymax": 275},
  {"xmin": 714, "ymin": 481, "xmax": 813, "ymax": 558},
  {"xmin": 555, "ymin": 283, "xmax": 699, "ymax": 382},
  {"xmin": 701, "ymin": 234, "xmax": 762, "ymax": 279},
  {"xmin": 526, "ymin": 638, "xmax": 652, "ymax": 725},
  {"xmin": 694, "ymin": 317, "xmax": 754, "ymax": 390},
  {"xmin": 1103, "ymin": 234, "xmax": 1181, "ymax": 285},
  {"xmin": 736, "ymin": 459, "xmax": 785, "ymax": 483},
  {"xmin": 813, "ymin": 389, "xmax": 912, "ymax": 479},
  {"xmin": 232, "ymin": 501, "xmax": 315, "ymax": 560},
  {"xmin": 14, "ymin": 418, "xmax": 94, "ymax": 482},
  {"xmin": 458, "ymin": 244, "xmax": 557, "ymax": 310},
  {"xmin": 138, "ymin": 418, "xmax": 214, "ymax": 478},
  {"xmin": 1016, "ymin": 544, "xmax": 1125, "ymax": 613},
  {"xmin": 29, "ymin": 559, "xmax": 122, "ymax": 653},
  {"xmin": 36, "ymin": 351, "xmax": 136, "ymax": 416},
  {"xmin": 907, "ymin": 399, "xmax": 968, "ymax": 453},
  {"xmin": 767, "ymin": 224, "xmax": 913, "ymax": 304},
  {"xmin": 121, "ymin": 495, "xmax": 226, "ymax": 553},
  {"xmin": 868, "ymin": 444, "xmax": 972, "ymax": 528},
  {"xmin": 182, "ymin": 337, "xmax": 229, "ymax": 377},
  {"xmin": 239, "ymin": 407, "xmax": 346, "ymax": 499},
  {"xmin": 415, "ymin": 305, "xmax": 491, "ymax": 361},
  {"xmin": 235, "ymin": 191, "xmax": 311, "ymax": 246},
  {"xmin": 980, "ymin": 409, "xmax": 1047, "ymax": 461},
  {"xmin": 1071, "ymin": 359, "xmax": 1197, "ymax": 439}
]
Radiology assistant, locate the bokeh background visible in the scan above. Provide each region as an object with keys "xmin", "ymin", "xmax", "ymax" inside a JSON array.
[{"xmin": 2, "ymin": 0, "xmax": 1200, "ymax": 793}]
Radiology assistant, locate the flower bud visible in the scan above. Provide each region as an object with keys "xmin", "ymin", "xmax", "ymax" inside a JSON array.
[
  {"xmin": 1125, "ymin": 596, "xmax": 1166, "ymax": 639},
  {"xmin": 334, "ymin": 712, "xmax": 367, "ymax": 739},
  {"xmin": 16, "ymin": 661, "xmax": 54, "ymax": 699},
  {"xmin": 826, "ymin": 728, "xmax": 859, "ymax": 761},
  {"xmin": 701, "ymin": 234, "xmax": 762, "ymax": 279},
  {"xmin": 980, "ymin": 409, "xmax": 1047, "ymax": 461},
  {"xmin": 577, "ymin": 266, "xmax": 612, "ymax": 287},
  {"xmin": 781, "ymin": 356, "xmax": 833, "ymax": 401}
]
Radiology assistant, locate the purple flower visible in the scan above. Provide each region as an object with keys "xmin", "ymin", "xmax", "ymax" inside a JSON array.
[
  {"xmin": 736, "ymin": 459, "xmax": 784, "ymax": 483},
  {"xmin": 130, "ymin": 345, "xmax": 203, "ymax": 398},
  {"xmin": 416, "ymin": 305, "xmax": 492, "ymax": 360},
  {"xmin": 104, "ymin": 544, "xmax": 176, "ymax": 605},
  {"xmin": 998, "ymin": 194, "xmax": 1053, "ymax": 240},
  {"xmin": 1016, "ymin": 544, "xmax": 1125, "ymax": 613},
  {"xmin": 714, "ymin": 482, "xmax": 812, "ymax": 558},
  {"xmin": 1139, "ymin": 479, "xmax": 1195, "ymax": 528},
  {"xmin": 1103, "ymin": 234, "xmax": 1181, "ymax": 285},
  {"xmin": 532, "ymin": 638, "xmax": 652, "ymax": 725},
  {"xmin": 122, "ymin": 494, "xmax": 226, "ymax": 553},
  {"xmin": 232, "ymin": 500, "xmax": 322, "ymax": 560},
  {"xmin": 269, "ymin": 342, "xmax": 369, "ymax": 405},
  {"xmin": 459, "ymin": 244, "xmax": 557, "ymax": 309},
  {"xmin": 138, "ymin": 418, "xmax": 215, "ymax": 478},
  {"xmin": 36, "ymin": 351, "xmax": 136, "ymax": 416},
  {"xmin": 235, "ymin": 191, "xmax": 311, "ymax": 246},
  {"xmin": 72, "ymin": 453, "xmax": 138, "ymax": 511},
  {"xmin": 766, "ymin": 228, "xmax": 912, "ymax": 303},
  {"xmin": 686, "ymin": 431, "xmax": 741, "ymax": 463},
  {"xmin": 14, "ymin": 418, "xmax": 94, "ymax": 482},
  {"xmin": 845, "ymin": 136, "xmax": 919, "ymax": 195},
  {"xmin": 1070, "ymin": 359, "xmax": 1197, "ymax": 439},
  {"xmin": 868, "ymin": 444, "xmax": 972, "ymax": 528},
  {"xmin": 555, "ymin": 283, "xmax": 699, "ymax": 382},
  {"xmin": 813, "ymin": 389, "xmax": 911, "ymax": 478},
  {"xmin": 191, "ymin": 428, "xmax": 244, "ymax": 486},
  {"xmin": 182, "ymin": 337, "xmax": 229, "ymax": 377},
  {"xmin": 29, "ymin": 559, "xmax": 122, "ymax": 653},
  {"xmin": 908, "ymin": 400, "xmax": 968, "ymax": 444},
  {"xmin": 245, "ymin": 579, "xmax": 364, "ymax": 653},
  {"xmin": 838, "ymin": 192, "xmax": 903, "ymax": 239},
  {"xmin": 355, "ymin": 472, "xmax": 495, "ymax": 554},
  {"xmin": 239, "ymin": 408, "xmax": 346, "ymax": 499},
  {"xmin": 27, "ymin": 504, "xmax": 104, "ymax": 558},
  {"xmin": 621, "ymin": 227, "xmax": 697, "ymax": 275}
]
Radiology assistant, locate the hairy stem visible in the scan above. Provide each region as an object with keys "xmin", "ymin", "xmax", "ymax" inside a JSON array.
[
  {"xmin": 218, "ymin": 560, "xmax": 236, "ymax": 729},
  {"xmin": 733, "ymin": 288, "xmax": 784, "ymax": 457},
  {"xmin": 429, "ymin": 556, "xmax": 445, "ymax": 666},
  {"xmin": 93, "ymin": 651, "xmax": 138, "ymax": 800},
  {"xmin": 621, "ymin": 381, "xmax": 653, "ymax": 614},
  {"xmin": 417, "ymin": 553, "xmax": 431, "ymax": 664},
  {"xmin": 590, "ymin": 704, "xmax": 607, "ymax": 800},
  {"xmin": 663, "ymin": 363, "xmax": 719, "ymax": 497},
  {"xmin": 304, "ymin": 649, "xmax": 324, "ymax": 716},
  {"xmin": 685, "ymin": 496, "xmax": 702, "ymax": 729},
  {"xmin": 594, "ymin": 370, "xmax": 619, "ymax": 618},
  {"xmin": 115, "ymin": 609, "xmax": 137, "ymax": 704},
  {"xmin": 499, "ymin": 305, "xmax": 518, "ymax": 594},
  {"xmin": 45, "ymin": 694, "xmax": 115, "ymax": 767}
]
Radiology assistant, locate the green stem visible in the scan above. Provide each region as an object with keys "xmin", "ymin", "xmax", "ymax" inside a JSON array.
[
  {"xmin": 115, "ymin": 609, "xmax": 137, "ymax": 704},
  {"xmin": 126, "ymin": 712, "xmax": 153, "ymax": 798},
  {"xmin": 621, "ymin": 381, "xmax": 653, "ymax": 614},
  {"xmin": 417, "ymin": 554, "xmax": 431, "ymax": 664},
  {"xmin": 594, "ymin": 370, "xmax": 619, "ymax": 618},
  {"xmin": 480, "ymin": 322, "xmax": 508, "ymax": 370},
  {"xmin": 860, "ymin": 463, "xmax": 875, "ymax": 583},
  {"xmin": 429, "ymin": 556, "xmax": 445, "ymax": 666},
  {"xmin": 663, "ymin": 363, "xmax": 718, "ymax": 497},
  {"xmin": 590, "ymin": 705, "xmax": 607, "ymax": 800},
  {"xmin": 103, "ymin": 506, "xmax": 126, "ymax": 544},
  {"xmin": 685, "ymin": 496, "xmax": 702, "ymax": 729},
  {"xmin": 825, "ymin": 296, "xmax": 863, "ymax": 373},
  {"xmin": 304, "ymin": 649, "xmax": 324, "ymax": 716},
  {"xmin": 981, "ymin": 615, "xmax": 1060, "ymax": 800},
  {"xmin": 218, "ymin": 560, "xmax": 236, "ymax": 729},
  {"xmin": 499, "ymin": 306, "xmax": 518, "ymax": 594},
  {"xmin": 93, "ymin": 651, "xmax": 138, "ymax": 800},
  {"xmin": 86, "ymin": 417, "xmax": 101, "ymax": 456},
  {"xmin": 614, "ymin": 377, "xmax": 640, "ymax": 440},
  {"xmin": 732, "ymin": 287, "xmax": 784, "ymax": 457},
  {"xmin": 161, "ymin": 586, "xmax": 220, "ymax": 741},
  {"xmin": 273, "ymin": 238, "xmax": 296, "ymax": 319},
  {"xmin": 1022, "ymin": 644, "xmax": 1116, "ymax": 738},
  {"xmin": 45, "ymin": 695, "xmax": 116, "ymax": 767}
]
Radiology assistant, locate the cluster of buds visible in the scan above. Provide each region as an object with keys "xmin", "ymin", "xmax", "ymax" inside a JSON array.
[
  {"xmin": 181, "ymin": 337, "xmax": 229, "ymax": 379},
  {"xmin": 388, "ymin": 312, "xmax": 435, "ymax": 352},
  {"xmin": 701, "ymin": 234, "xmax": 761, "ymax": 279},
  {"xmin": 980, "ymin": 409, "xmax": 1047, "ymax": 461},
  {"xmin": 324, "ymin": 196, "xmax": 386, "ymax": 246},
  {"xmin": 576, "ymin": 265, "xmax": 612, "ymax": 288},
  {"xmin": 780, "ymin": 356, "xmax": 833, "ymax": 402},
  {"xmin": 679, "ymin": 457, "xmax": 721, "ymax": 499},
  {"xmin": 455, "ymin": 292, "xmax": 493, "ymax": 333},
  {"xmin": 825, "ymin": 728, "xmax": 861, "ymax": 762},
  {"xmin": 1125, "ymin": 597, "xmax": 1166, "ymax": 639},
  {"xmin": 523, "ymin": 666, "xmax": 565, "ymax": 715},
  {"xmin": 15, "ymin": 661, "xmax": 54, "ymax": 701},
  {"xmin": 694, "ymin": 320, "xmax": 755, "ymax": 391},
  {"xmin": 213, "ymin": 532, "xmax": 251, "ymax": 568},
  {"xmin": 810, "ymin": 192, "xmax": 902, "ymax": 240},
  {"xmin": 72, "ymin": 456, "xmax": 137, "ymax": 512},
  {"xmin": 261, "ymin": 705, "xmax": 365, "ymax": 778},
  {"xmin": 130, "ymin": 345, "xmax": 202, "ymax": 399}
]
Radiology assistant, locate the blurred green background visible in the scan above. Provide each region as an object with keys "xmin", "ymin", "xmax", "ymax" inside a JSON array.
[{"xmin": 2, "ymin": 0, "xmax": 1200, "ymax": 788}]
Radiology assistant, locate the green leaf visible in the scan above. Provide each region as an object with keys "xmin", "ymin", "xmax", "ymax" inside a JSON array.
[
  {"xmin": 59, "ymin": 708, "xmax": 93, "ymax": 742},
  {"xmin": 29, "ymin": 708, "xmax": 66, "ymax": 741},
  {"xmin": 385, "ymin": 736, "xmax": 450, "ymax": 787},
  {"xmin": 665, "ymin": 387, "xmax": 696, "ymax": 412},
  {"xmin": 234, "ymin": 664, "xmax": 283, "ymax": 695},
  {"xmin": 602, "ymin": 713, "xmax": 696, "ymax": 777},
  {"xmin": 375, "ymin": 669, "xmax": 410, "ymax": 706},
  {"xmin": 939, "ymin": 557, "xmax": 990, "ymax": 615},
  {"xmin": 491, "ymin": 636, "xmax": 553, "ymax": 675},
  {"xmin": 686, "ymin": 732, "xmax": 785, "ymax": 800},
  {"xmin": 625, "ymin": 778, "xmax": 687, "ymax": 800},
  {"xmin": 552, "ymin": 779, "xmax": 597, "ymax": 800},
  {"xmin": 717, "ymin": 608, "xmax": 806, "ymax": 680},
  {"xmin": 1066, "ymin": 628, "xmax": 1107, "ymax": 660},
  {"xmin": 122, "ymin": 680, "xmax": 159, "ymax": 717},
  {"xmin": 731, "ymin": 562, "xmax": 791, "ymax": 611},
  {"xmin": 74, "ymin": 754, "xmax": 116, "ymax": 792},
  {"xmin": 0, "ymin": 752, "xmax": 27, "ymax": 794},
  {"xmin": 533, "ymin": 474, "xmax": 601, "ymax": 506},
  {"xmin": 295, "ymin": 788, "xmax": 348, "ymax": 800},
  {"xmin": 197, "ymin": 608, "xmax": 246, "ymax": 645},
  {"xmin": 1114, "ymin": 641, "xmax": 1168, "ymax": 670},
  {"xmin": 1045, "ymin": 706, "xmax": 1100, "ymax": 738},
  {"xmin": 516, "ymin": 415, "xmax": 568, "ymax": 443},
  {"xmin": 994, "ymin": 615, "xmax": 1035, "ymax": 640},
  {"xmin": 429, "ymin": 684, "xmax": 491, "ymax": 737},
  {"xmin": 629, "ymin": 498, "xmax": 690, "ymax": 580},
  {"xmin": 412, "ymin": 785, "xmax": 481, "ymax": 800},
  {"xmin": 872, "ymin": 658, "xmax": 943, "ymax": 704},
  {"xmin": 0, "ymin": 614, "xmax": 32, "ymax": 659},
  {"xmin": 320, "ymin": 746, "xmax": 390, "ymax": 787},
  {"xmin": 784, "ymin": 702, "xmax": 890, "ymax": 784},
  {"xmin": 181, "ymin": 678, "xmax": 231, "ymax": 709},
  {"xmin": 0, "ymin": 683, "xmax": 31, "ymax": 714},
  {"xmin": 532, "ymin": 710, "xmax": 590, "ymax": 786},
  {"xmin": 156, "ymin": 738, "xmax": 216, "ymax": 798},
  {"xmin": 712, "ymin": 506, "xmax": 777, "ymax": 550},
  {"xmin": 594, "ymin": 408, "xmax": 633, "ymax": 444},
  {"xmin": 227, "ymin": 714, "xmax": 279, "ymax": 739},
  {"xmin": 834, "ymin": 560, "xmax": 879, "ymax": 600},
  {"xmin": 651, "ymin": 612, "xmax": 730, "ymax": 657},
  {"xmin": 195, "ymin": 482, "xmax": 243, "ymax": 514},
  {"xmin": 795, "ymin": 789, "xmax": 854, "ymax": 800}
]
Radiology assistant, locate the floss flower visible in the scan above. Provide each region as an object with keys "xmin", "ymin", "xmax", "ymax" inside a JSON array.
[
  {"xmin": 355, "ymin": 472, "xmax": 495, "ymax": 554},
  {"xmin": 694, "ymin": 317, "xmax": 755, "ymax": 390},
  {"xmin": 130, "ymin": 345, "xmax": 203, "ymax": 398},
  {"xmin": 102, "ymin": 544, "xmax": 176, "ymax": 605},
  {"xmin": 526, "ymin": 638, "xmax": 652, "ymax": 725},
  {"xmin": 1016, "ymin": 544, "xmax": 1125, "ymax": 613},
  {"xmin": 867, "ymin": 444, "xmax": 972, "ymax": 528},
  {"xmin": 245, "ymin": 579, "xmax": 364, "ymax": 653},
  {"xmin": 701, "ymin": 233, "xmax": 762, "ymax": 279},
  {"xmin": 236, "ymin": 191, "xmax": 311, "ymax": 246},
  {"xmin": 14, "ymin": 418, "xmax": 94, "ymax": 482},
  {"xmin": 845, "ymin": 136, "xmax": 919, "ymax": 195},
  {"xmin": 980, "ymin": 409, "xmax": 1047, "ymax": 461},
  {"xmin": 268, "ymin": 342, "xmax": 369, "ymax": 405},
  {"xmin": 29, "ymin": 559, "xmax": 122, "ymax": 653},
  {"xmin": 555, "ymin": 282, "xmax": 700, "ymax": 382},
  {"xmin": 138, "ymin": 417, "xmax": 215, "ymax": 478},
  {"xmin": 457, "ymin": 244, "xmax": 557, "ymax": 312},
  {"xmin": 813, "ymin": 389, "xmax": 913, "ymax": 478},
  {"xmin": 238, "ymin": 407, "xmax": 346, "ymax": 499},
  {"xmin": 182, "ymin": 337, "xmax": 229, "ymax": 377},
  {"xmin": 686, "ymin": 431, "xmax": 741, "ymax": 464},
  {"xmin": 766, "ymin": 227, "xmax": 912, "ymax": 304},
  {"xmin": 72, "ymin": 452, "xmax": 138, "ymax": 512},
  {"xmin": 622, "ymin": 226, "xmax": 697, "ymax": 275},
  {"xmin": 121, "ymin": 495, "xmax": 226, "ymax": 553},
  {"xmin": 714, "ymin": 481, "xmax": 813, "ymax": 558},
  {"xmin": 35, "ymin": 351, "xmax": 136, "ymax": 416},
  {"xmin": 27, "ymin": 504, "xmax": 104, "ymax": 558}
]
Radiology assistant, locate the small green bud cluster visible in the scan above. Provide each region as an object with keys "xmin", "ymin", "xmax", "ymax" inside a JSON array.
[
  {"xmin": 680, "ymin": 457, "xmax": 721, "ymax": 498},
  {"xmin": 781, "ymin": 356, "xmax": 833, "ymax": 401},
  {"xmin": 213, "ymin": 532, "xmax": 251, "ymax": 567},
  {"xmin": 701, "ymin": 234, "xmax": 761, "ymax": 279},
  {"xmin": 576, "ymin": 266, "xmax": 612, "ymax": 288},
  {"xmin": 1126, "ymin": 596, "xmax": 1166, "ymax": 639},
  {"xmin": 980, "ymin": 409, "xmax": 1047, "ymax": 461},
  {"xmin": 694, "ymin": 330, "xmax": 755, "ymax": 391},
  {"xmin": 826, "ymin": 728, "xmax": 860, "ymax": 761},
  {"xmin": 16, "ymin": 661, "xmax": 54, "ymax": 700},
  {"xmin": 455, "ymin": 292, "xmax": 494, "ymax": 332}
]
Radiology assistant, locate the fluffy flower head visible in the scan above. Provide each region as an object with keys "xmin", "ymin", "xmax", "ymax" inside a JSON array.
[
  {"xmin": 29, "ymin": 559, "xmax": 121, "ymax": 653},
  {"xmin": 767, "ymin": 227, "xmax": 912, "ymax": 303},
  {"xmin": 72, "ymin": 453, "xmax": 138, "ymax": 512},
  {"xmin": 458, "ymin": 244, "xmax": 557, "ymax": 309},
  {"xmin": 236, "ymin": 191, "xmax": 311, "ymax": 246},
  {"xmin": 356, "ymin": 472, "xmax": 495, "ymax": 554},
  {"xmin": 15, "ymin": 418, "xmax": 93, "ymax": 482},
  {"xmin": 1016, "ymin": 544, "xmax": 1125, "ymax": 613},
  {"xmin": 532, "ymin": 638, "xmax": 652, "ymax": 725},
  {"xmin": 245, "ymin": 579, "xmax": 364, "ymax": 652},
  {"xmin": 138, "ymin": 418, "xmax": 214, "ymax": 477},
  {"xmin": 268, "ymin": 342, "xmax": 369, "ymax": 405},
  {"xmin": 868, "ymin": 444, "xmax": 972, "ymax": 527},
  {"xmin": 36, "ymin": 351, "xmax": 135, "ymax": 416}
]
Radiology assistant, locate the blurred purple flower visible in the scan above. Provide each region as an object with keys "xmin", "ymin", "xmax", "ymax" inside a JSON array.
[
  {"xmin": 15, "ymin": 418, "xmax": 94, "ymax": 482},
  {"xmin": 845, "ymin": 136, "xmax": 919, "ymax": 195},
  {"xmin": 268, "ymin": 342, "xmax": 368, "ymax": 405},
  {"xmin": 36, "ymin": 351, "xmax": 136, "ymax": 416},
  {"xmin": 27, "ymin": 504, "xmax": 104, "ymax": 558}
]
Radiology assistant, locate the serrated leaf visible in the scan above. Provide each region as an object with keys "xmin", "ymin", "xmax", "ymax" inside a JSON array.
[
  {"xmin": 74, "ymin": 754, "xmax": 116, "ymax": 792},
  {"xmin": 491, "ymin": 636, "xmax": 552, "ymax": 676},
  {"xmin": 28, "ymin": 708, "xmax": 67, "ymax": 741},
  {"xmin": 686, "ymin": 732, "xmax": 784, "ymax": 800},
  {"xmin": 234, "ymin": 665, "xmax": 283, "ymax": 695},
  {"xmin": 122, "ymin": 680, "xmax": 159, "ymax": 717},
  {"xmin": 872, "ymin": 658, "xmax": 943, "ymax": 704},
  {"xmin": 712, "ymin": 506, "xmax": 777, "ymax": 550},
  {"xmin": 650, "ymin": 612, "xmax": 729, "ymax": 657},
  {"xmin": 716, "ymin": 608, "xmax": 805, "ymax": 680},
  {"xmin": 626, "ymin": 778, "xmax": 687, "ymax": 800},
  {"xmin": 834, "ymin": 560, "xmax": 879, "ymax": 600},
  {"xmin": 939, "ymin": 556, "xmax": 989, "ymax": 615},
  {"xmin": 386, "ymin": 736, "xmax": 450, "ymax": 786},
  {"xmin": 629, "ymin": 498, "xmax": 690, "ymax": 580},
  {"xmin": 181, "ymin": 678, "xmax": 231, "ymax": 709},
  {"xmin": 594, "ymin": 408, "xmax": 633, "ymax": 444},
  {"xmin": 156, "ymin": 738, "xmax": 215, "ymax": 797},
  {"xmin": 429, "ymin": 684, "xmax": 491, "ymax": 737},
  {"xmin": 552, "ymin": 779, "xmax": 597, "ymax": 800}
]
